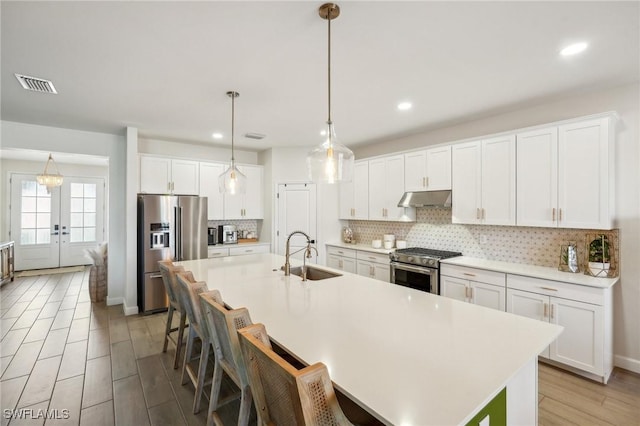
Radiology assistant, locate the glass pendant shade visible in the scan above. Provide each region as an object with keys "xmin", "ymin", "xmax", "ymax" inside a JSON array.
[
  {"xmin": 37, "ymin": 153, "xmax": 63, "ymax": 194},
  {"xmin": 308, "ymin": 121, "xmax": 354, "ymax": 183},
  {"xmin": 218, "ymin": 161, "xmax": 246, "ymax": 195}
]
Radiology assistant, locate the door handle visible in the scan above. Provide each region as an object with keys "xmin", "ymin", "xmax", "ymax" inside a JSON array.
[
  {"xmin": 62, "ymin": 232, "xmax": 69, "ymax": 235},
  {"xmin": 149, "ymin": 274, "xmax": 163, "ymax": 279},
  {"xmin": 51, "ymin": 232, "xmax": 59, "ymax": 235}
]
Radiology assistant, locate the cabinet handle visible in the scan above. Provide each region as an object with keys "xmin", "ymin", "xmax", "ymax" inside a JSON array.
[
  {"xmin": 552, "ymin": 208, "xmax": 556, "ymax": 221},
  {"xmin": 337, "ymin": 251, "xmax": 344, "ymax": 254},
  {"xmin": 469, "ymin": 287, "xmax": 473, "ymax": 300},
  {"xmin": 559, "ymin": 208, "xmax": 563, "ymax": 221},
  {"xmin": 540, "ymin": 286, "xmax": 558, "ymax": 292},
  {"xmin": 550, "ymin": 304, "xmax": 555, "ymax": 319},
  {"xmin": 463, "ymin": 272, "xmax": 476, "ymax": 277},
  {"xmin": 476, "ymin": 208, "xmax": 480, "ymax": 219},
  {"xmin": 368, "ymin": 256, "xmax": 376, "ymax": 260},
  {"xmin": 544, "ymin": 303, "xmax": 548, "ymax": 318},
  {"xmin": 482, "ymin": 208, "xmax": 485, "ymax": 219},
  {"xmin": 464, "ymin": 287, "xmax": 469, "ymax": 298},
  {"xmin": 339, "ymin": 259, "xmax": 343, "ymax": 268},
  {"xmin": 423, "ymin": 177, "xmax": 426, "ymax": 187},
  {"xmin": 426, "ymin": 176, "xmax": 429, "ymax": 188},
  {"xmin": 245, "ymin": 250, "xmax": 253, "ymax": 253},
  {"xmin": 168, "ymin": 182, "xmax": 171, "ymax": 191},
  {"xmin": 370, "ymin": 266, "xmax": 374, "ymax": 277}
]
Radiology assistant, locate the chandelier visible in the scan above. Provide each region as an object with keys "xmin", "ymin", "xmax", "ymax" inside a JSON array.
[{"xmin": 37, "ymin": 153, "xmax": 63, "ymax": 193}]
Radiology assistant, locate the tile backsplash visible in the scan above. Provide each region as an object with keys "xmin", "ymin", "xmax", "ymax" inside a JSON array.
[
  {"xmin": 208, "ymin": 220, "xmax": 259, "ymax": 236},
  {"xmin": 348, "ymin": 208, "xmax": 618, "ymax": 269}
]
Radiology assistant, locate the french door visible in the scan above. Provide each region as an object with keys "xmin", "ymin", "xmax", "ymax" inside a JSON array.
[
  {"xmin": 10, "ymin": 174, "xmax": 105, "ymax": 270},
  {"xmin": 276, "ymin": 183, "xmax": 317, "ymax": 262}
]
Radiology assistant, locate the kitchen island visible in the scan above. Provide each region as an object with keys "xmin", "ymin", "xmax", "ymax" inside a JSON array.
[{"xmin": 178, "ymin": 253, "xmax": 562, "ymax": 425}]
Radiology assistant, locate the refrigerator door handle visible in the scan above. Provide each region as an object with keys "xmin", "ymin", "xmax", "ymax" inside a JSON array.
[{"xmin": 174, "ymin": 205, "xmax": 181, "ymax": 261}]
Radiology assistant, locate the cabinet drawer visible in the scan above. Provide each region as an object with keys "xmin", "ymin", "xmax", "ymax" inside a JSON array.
[
  {"xmin": 507, "ymin": 274, "xmax": 604, "ymax": 305},
  {"xmin": 326, "ymin": 245, "xmax": 357, "ymax": 259},
  {"xmin": 208, "ymin": 247, "xmax": 229, "ymax": 258},
  {"xmin": 440, "ymin": 264, "xmax": 505, "ymax": 287},
  {"xmin": 356, "ymin": 251, "xmax": 389, "ymax": 264},
  {"xmin": 229, "ymin": 245, "xmax": 269, "ymax": 256}
]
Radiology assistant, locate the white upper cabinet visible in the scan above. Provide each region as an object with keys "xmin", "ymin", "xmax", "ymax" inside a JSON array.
[
  {"xmin": 139, "ymin": 155, "xmax": 199, "ymax": 195},
  {"xmin": 223, "ymin": 164, "xmax": 264, "ymax": 220},
  {"xmin": 452, "ymin": 135, "xmax": 516, "ymax": 225},
  {"xmin": 199, "ymin": 162, "xmax": 225, "ymax": 220},
  {"xmin": 404, "ymin": 146, "xmax": 452, "ymax": 192},
  {"xmin": 368, "ymin": 155, "xmax": 415, "ymax": 222},
  {"xmin": 339, "ymin": 161, "xmax": 368, "ymax": 220},
  {"xmin": 517, "ymin": 116, "xmax": 614, "ymax": 229}
]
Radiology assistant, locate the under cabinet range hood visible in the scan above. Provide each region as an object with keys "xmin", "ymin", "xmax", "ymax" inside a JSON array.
[{"xmin": 397, "ymin": 190, "xmax": 452, "ymax": 208}]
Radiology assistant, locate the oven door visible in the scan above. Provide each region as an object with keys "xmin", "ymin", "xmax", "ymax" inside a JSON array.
[{"xmin": 390, "ymin": 262, "xmax": 439, "ymax": 294}]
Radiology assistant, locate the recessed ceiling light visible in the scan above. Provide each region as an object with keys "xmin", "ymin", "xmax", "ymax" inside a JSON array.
[
  {"xmin": 212, "ymin": 132, "xmax": 223, "ymax": 139},
  {"xmin": 397, "ymin": 102, "xmax": 412, "ymax": 111},
  {"xmin": 560, "ymin": 42, "xmax": 588, "ymax": 56}
]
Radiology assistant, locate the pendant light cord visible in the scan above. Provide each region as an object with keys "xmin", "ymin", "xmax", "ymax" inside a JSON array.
[
  {"xmin": 327, "ymin": 6, "xmax": 332, "ymax": 126},
  {"xmin": 231, "ymin": 93, "xmax": 236, "ymax": 164}
]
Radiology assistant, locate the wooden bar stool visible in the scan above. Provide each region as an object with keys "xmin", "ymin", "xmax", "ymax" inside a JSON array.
[
  {"xmin": 238, "ymin": 323, "xmax": 354, "ymax": 426},
  {"xmin": 175, "ymin": 271, "xmax": 216, "ymax": 414},
  {"xmin": 200, "ymin": 292, "xmax": 253, "ymax": 426},
  {"xmin": 158, "ymin": 260, "xmax": 189, "ymax": 369}
]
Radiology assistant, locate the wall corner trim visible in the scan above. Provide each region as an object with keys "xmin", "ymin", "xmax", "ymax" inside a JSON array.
[{"xmin": 614, "ymin": 354, "xmax": 640, "ymax": 375}]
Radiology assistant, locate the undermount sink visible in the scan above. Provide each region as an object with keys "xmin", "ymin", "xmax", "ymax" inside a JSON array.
[{"xmin": 289, "ymin": 266, "xmax": 342, "ymax": 281}]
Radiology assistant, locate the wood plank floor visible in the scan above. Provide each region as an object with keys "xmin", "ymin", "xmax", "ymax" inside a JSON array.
[{"xmin": 1, "ymin": 271, "xmax": 639, "ymax": 425}]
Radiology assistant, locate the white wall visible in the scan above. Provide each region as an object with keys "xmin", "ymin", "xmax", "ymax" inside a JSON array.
[
  {"xmin": 138, "ymin": 137, "xmax": 258, "ymax": 165},
  {"xmin": 0, "ymin": 121, "xmax": 127, "ymax": 308},
  {"xmin": 354, "ymin": 83, "xmax": 640, "ymax": 372}
]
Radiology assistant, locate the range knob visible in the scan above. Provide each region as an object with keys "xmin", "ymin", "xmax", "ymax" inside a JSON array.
[
  {"xmin": 429, "ymin": 259, "xmax": 437, "ymax": 266},
  {"xmin": 390, "ymin": 253, "xmax": 398, "ymax": 261},
  {"xmin": 407, "ymin": 256, "xmax": 414, "ymax": 263}
]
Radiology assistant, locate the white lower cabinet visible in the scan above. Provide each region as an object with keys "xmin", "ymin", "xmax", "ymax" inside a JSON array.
[
  {"xmin": 208, "ymin": 244, "xmax": 269, "ymax": 259},
  {"xmin": 326, "ymin": 246, "xmax": 357, "ymax": 274},
  {"xmin": 356, "ymin": 251, "xmax": 390, "ymax": 282},
  {"xmin": 507, "ymin": 274, "xmax": 611, "ymax": 383},
  {"xmin": 440, "ymin": 265, "xmax": 506, "ymax": 311}
]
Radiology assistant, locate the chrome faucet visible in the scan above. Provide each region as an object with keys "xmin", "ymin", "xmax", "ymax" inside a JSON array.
[{"xmin": 283, "ymin": 231, "xmax": 317, "ymax": 277}]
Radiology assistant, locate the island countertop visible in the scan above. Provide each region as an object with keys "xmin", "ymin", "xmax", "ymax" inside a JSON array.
[{"xmin": 177, "ymin": 253, "xmax": 562, "ymax": 425}]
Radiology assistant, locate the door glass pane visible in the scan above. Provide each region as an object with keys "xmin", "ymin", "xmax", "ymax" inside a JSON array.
[
  {"xmin": 36, "ymin": 184, "xmax": 50, "ymax": 196},
  {"xmin": 84, "ymin": 198, "xmax": 96, "ymax": 213},
  {"xmin": 22, "ymin": 197, "xmax": 37, "ymax": 212},
  {"xmin": 70, "ymin": 213, "xmax": 83, "ymax": 227},
  {"xmin": 37, "ymin": 197, "xmax": 51, "ymax": 212},
  {"xmin": 70, "ymin": 228, "xmax": 83, "ymax": 242},
  {"xmin": 21, "ymin": 229, "xmax": 36, "ymax": 245},
  {"xmin": 84, "ymin": 213, "xmax": 96, "ymax": 227},
  {"xmin": 70, "ymin": 183, "xmax": 84, "ymax": 198},
  {"xmin": 83, "ymin": 228, "xmax": 96, "ymax": 242},
  {"xmin": 36, "ymin": 213, "xmax": 51, "ymax": 228},
  {"xmin": 22, "ymin": 213, "xmax": 36, "ymax": 228},
  {"xmin": 70, "ymin": 198, "xmax": 83, "ymax": 212},
  {"xmin": 36, "ymin": 229, "xmax": 51, "ymax": 244},
  {"xmin": 22, "ymin": 181, "xmax": 37, "ymax": 196},
  {"xmin": 84, "ymin": 184, "xmax": 96, "ymax": 198}
]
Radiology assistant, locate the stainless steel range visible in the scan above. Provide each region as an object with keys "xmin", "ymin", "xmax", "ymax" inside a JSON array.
[{"xmin": 389, "ymin": 248, "xmax": 462, "ymax": 294}]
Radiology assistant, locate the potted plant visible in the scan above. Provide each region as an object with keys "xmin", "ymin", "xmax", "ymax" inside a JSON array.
[{"xmin": 588, "ymin": 235, "xmax": 610, "ymax": 277}]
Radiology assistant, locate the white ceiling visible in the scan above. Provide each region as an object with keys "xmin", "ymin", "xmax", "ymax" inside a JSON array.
[{"xmin": 2, "ymin": 1, "xmax": 638, "ymax": 152}]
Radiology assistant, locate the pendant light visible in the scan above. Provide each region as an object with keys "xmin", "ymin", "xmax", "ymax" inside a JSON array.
[
  {"xmin": 219, "ymin": 91, "xmax": 247, "ymax": 195},
  {"xmin": 37, "ymin": 153, "xmax": 63, "ymax": 193},
  {"xmin": 307, "ymin": 2, "xmax": 354, "ymax": 184}
]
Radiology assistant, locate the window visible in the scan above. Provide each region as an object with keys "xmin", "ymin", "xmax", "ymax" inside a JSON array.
[
  {"xmin": 20, "ymin": 181, "xmax": 51, "ymax": 245},
  {"xmin": 69, "ymin": 183, "xmax": 97, "ymax": 242}
]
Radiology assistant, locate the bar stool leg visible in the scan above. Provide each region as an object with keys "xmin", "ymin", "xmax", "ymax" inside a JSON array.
[
  {"xmin": 238, "ymin": 386, "xmax": 253, "ymax": 426},
  {"xmin": 193, "ymin": 337, "xmax": 211, "ymax": 413},
  {"xmin": 163, "ymin": 305, "xmax": 175, "ymax": 353},
  {"xmin": 174, "ymin": 311, "xmax": 187, "ymax": 369},
  {"xmin": 182, "ymin": 327, "xmax": 195, "ymax": 385},
  {"xmin": 206, "ymin": 358, "xmax": 224, "ymax": 425}
]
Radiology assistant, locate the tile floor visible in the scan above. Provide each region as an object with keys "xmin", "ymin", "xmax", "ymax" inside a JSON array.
[{"xmin": 2, "ymin": 270, "xmax": 639, "ymax": 426}]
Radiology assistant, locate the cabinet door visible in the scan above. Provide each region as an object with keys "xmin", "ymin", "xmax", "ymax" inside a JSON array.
[
  {"xmin": 425, "ymin": 146, "xmax": 451, "ymax": 190},
  {"xmin": 549, "ymin": 297, "xmax": 603, "ymax": 375},
  {"xmin": 385, "ymin": 155, "xmax": 408, "ymax": 221},
  {"xmin": 342, "ymin": 257, "xmax": 357, "ymax": 274},
  {"xmin": 368, "ymin": 159, "xmax": 386, "ymax": 220},
  {"xmin": 241, "ymin": 165, "xmax": 264, "ymax": 219},
  {"xmin": 372, "ymin": 263, "xmax": 390, "ymax": 282},
  {"xmin": 353, "ymin": 162, "xmax": 369, "ymax": 220},
  {"xmin": 327, "ymin": 254, "xmax": 342, "ymax": 270},
  {"xmin": 404, "ymin": 150, "xmax": 427, "ymax": 191},
  {"xmin": 470, "ymin": 281, "xmax": 505, "ymax": 311},
  {"xmin": 223, "ymin": 183, "xmax": 244, "ymax": 220},
  {"xmin": 172, "ymin": 159, "xmax": 199, "ymax": 195},
  {"xmin": 558, "ymin": 118, "xmax": 611, "ymax": 229},
  {"xmin": 199, "ymin": 162, "xmax": 225, "ymax": 220},
  {"xmin": 140, "ymin": 156, "xmax": 171, "ymax": 194},
  {"xmin": 516, "ymin": 127, "xmax": 558, "ymax": 227},
  {"xmin": 481, "ymin": 135, "xmax": 516, "ymax": 225},
  {"xmin": 356, "ymin": 260, "xmax": 375, "ymax": 279},
  {"xmin": 506, "ymin": 288, "xmax": 550, "ymax": 358},
  {"xmin": 452, "ymin": 141, "xmax": 481, "ymax": 224},
  {"xmin": 440, "ymin": 276, "xmax": 468, "ymax": 302}
]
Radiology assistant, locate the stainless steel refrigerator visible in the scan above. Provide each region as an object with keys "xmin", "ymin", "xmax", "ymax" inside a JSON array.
[{"xmin": 137, "ymin": 194, "xmax": 207, "ymax": 313}]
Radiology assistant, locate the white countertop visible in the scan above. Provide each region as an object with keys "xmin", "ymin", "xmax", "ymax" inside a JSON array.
[
  {"xmin": 441, "ymin": 256, "xmax": 619, "ymax": 289},
  {"xmin": 326, "ymin": 241, "xmax": 395, "ymax": 255},
  {"xmin": 178, "ymin": 253, "xmax": 561, "ymax": 425}
]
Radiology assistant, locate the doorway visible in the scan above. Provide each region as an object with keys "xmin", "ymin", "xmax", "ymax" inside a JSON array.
[
  {"xmin": 10, "ymin": 173, "xmax": 105, "ymax": 270},
  {"xmin": 276, "ymin": 183, "xmax": 317, "ymax": 262}
]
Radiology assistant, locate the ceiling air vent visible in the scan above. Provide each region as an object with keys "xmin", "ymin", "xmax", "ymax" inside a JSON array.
[
  {"xmin": 15, "ymin": 74, "xmax": 58, "ymax": 94},
  {"xmin": 244, "ymin": 133, "xmax": 266, "ymax": 140}
]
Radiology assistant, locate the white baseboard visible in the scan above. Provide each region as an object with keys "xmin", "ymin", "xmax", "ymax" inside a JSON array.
[
  {"xmin": 614, "ymin": 355, "xmax": 640, "ymax": 374},
  {"xmin": 123, "ymin": 301, "xmax": 139, "ymax": 316}
]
